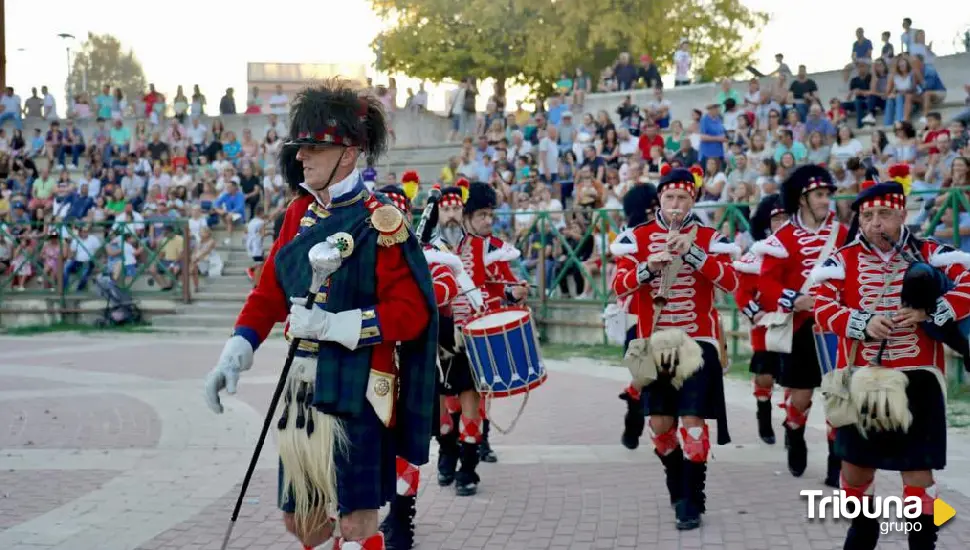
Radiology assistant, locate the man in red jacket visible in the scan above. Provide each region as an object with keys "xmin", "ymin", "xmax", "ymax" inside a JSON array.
[
  {"xmin": 203, "ymin": 81, "xmax": 437, "ymax": 550},
  {"xmin": 612, "ymin": 167, "xmax": 740, "ymax": 531},
  {"xmin": 424, "ymin": 182, "xmax": 526, "ymax": 494},
  {"xmin": 751, "ymin": 164, "xmax": 848, "ymax": 486},
  {"xmin": 813, "ymin": 178, "xmax": 970, "ymax": 549},
  {"xmin": 731, "ymin": 193, "xmax": 788, "ymax": 445}
]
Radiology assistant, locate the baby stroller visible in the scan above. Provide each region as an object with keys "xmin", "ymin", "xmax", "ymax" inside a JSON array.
[{"xmin": 92, "ymin": 275, "xmax": 143, "ymax": 327}]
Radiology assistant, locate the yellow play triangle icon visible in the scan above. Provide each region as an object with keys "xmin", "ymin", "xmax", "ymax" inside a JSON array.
[{"xmin": 934, "ymin": 499, "xmax": 956, "ymax": 527}]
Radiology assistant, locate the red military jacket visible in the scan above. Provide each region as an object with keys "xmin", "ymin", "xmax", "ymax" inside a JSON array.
[
  {"xmin": 422, "ymin": 244, "xmax": 463, "ymax": 309},
  {"xmin": 445, "ymin": 232, "xmax": 523, "ymax": 324},
  {"xmin": 611, "ymin": 213, "xmax": 741, "ymax": 346},
  {"xmin": 752, "ymin": 213, "xmax": 848, "ymax": 331},
  {"xmin": 233, "ymin": 192, "xmax": 430, "ymax": 381},
  {"xmin": 732, "ymin": 249, "xmax": 768, "ymax": 352},
  {"xmin": 813, "ymin": 234, "xmax": 970, "ymax": 373}
]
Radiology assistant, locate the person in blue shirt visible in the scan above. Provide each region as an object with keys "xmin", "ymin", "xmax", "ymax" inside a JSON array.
[
  {"xmin": 213, "ymin": 180, "xmax": 246, "ymax": 244},
  {"xmin": 67, "ymin": 183, "xmax": 95, "ymax": 220},
  {"xmin": 852, "ymin": 28, "xmax": 873, "ymax": 62},
  {"xmin": 698, "ymin": 102, "xmax": 726, "ymax": 164}
]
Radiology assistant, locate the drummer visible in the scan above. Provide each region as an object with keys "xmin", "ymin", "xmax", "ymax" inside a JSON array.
[{"xmin": 425, "ymin": 181, "xmax": 527, "ymax": 497}]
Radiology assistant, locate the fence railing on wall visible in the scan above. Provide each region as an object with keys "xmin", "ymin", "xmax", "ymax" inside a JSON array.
[{"xmin": 1, "ymin": 219, "xmax": 194, "ymax": 314}]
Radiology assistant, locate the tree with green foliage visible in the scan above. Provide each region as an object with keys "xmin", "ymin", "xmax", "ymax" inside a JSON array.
[
  {"xmin": 66, "ymin": 33, "xmax": 148, "ymax": 105},
  {"xmin": 370, "ymin": 0, "xmax": 767, "ymax": 93},
  {"xmin": 370, "ymin": 0, "xmax": 540, "ymax": 96}
]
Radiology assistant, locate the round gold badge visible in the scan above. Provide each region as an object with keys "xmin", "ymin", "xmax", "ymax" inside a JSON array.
[
  {"xmin": 328, "ymin": 232, "xmax": 355, "ymax": 258},
  {"xmin": 374, "ymin": 377, "xmax": 391, "ymax": 397}
]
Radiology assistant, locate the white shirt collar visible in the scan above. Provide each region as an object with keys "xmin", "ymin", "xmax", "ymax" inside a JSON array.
[
  {"xmin": 795, "ymin": 211, "xmax": 831, "ymax": 234},
  {"xmin": 299, "ymin": 169, "xmax": 360, "ymax": 207}
]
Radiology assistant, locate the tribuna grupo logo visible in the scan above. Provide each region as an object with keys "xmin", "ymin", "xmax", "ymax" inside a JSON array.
[{"xmin": 801, "ymin": 490, "xmax": 956, "ymax": 534}]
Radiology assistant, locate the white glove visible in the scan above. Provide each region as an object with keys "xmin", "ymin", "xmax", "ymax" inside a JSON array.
[
  {"xmin": 204, "ymin": 335, "xmax": 254, "ymax": 414},
  {"xmin": 455, "ymin": 271, "xmax": 484, "ymax": 312},
  {"xmin": 289, "ymin": 297, "xmax": 364, "ymax": 351}
]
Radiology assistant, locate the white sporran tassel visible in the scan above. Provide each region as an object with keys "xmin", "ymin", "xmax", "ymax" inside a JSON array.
[{"xmin": 278, "ymin": 359, "xmax": 346, "ymax": 537}]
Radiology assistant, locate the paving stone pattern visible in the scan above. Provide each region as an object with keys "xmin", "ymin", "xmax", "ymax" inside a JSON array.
[{"xmin": 1, "ymin": 334, "xmax": 970, "ymax": 549}]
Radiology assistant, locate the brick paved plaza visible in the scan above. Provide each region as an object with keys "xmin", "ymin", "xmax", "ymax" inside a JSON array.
[{"xmin": 2, "ymin": 333, "xmax": 970, "ymax": 550}]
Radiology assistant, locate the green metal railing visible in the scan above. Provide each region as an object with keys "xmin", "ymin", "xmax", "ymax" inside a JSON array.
[{"xmin": 1, "ymin": 219, "xmax": 194, "ymax": 312}]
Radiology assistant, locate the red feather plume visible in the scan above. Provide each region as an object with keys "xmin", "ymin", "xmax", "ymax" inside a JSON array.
[
  {"xmin": 456, "ymin": 177, "xmax": 470, "ymax": 188},
  {"xmin": 689, "ymin": 164, "xmax": 704, "ymax": 177},
  {"xmin": 859, "ymin": 179, "xmax": 878, "ymax": 192},
  {"xmin": 888, "ymin": 163, "xmax": 910, "ymax": 179},
  {"xmin": 659, "ymin": 164, "xmax": 672, "ymax": 177},
  {"xmin": 401, "ymin": 170, "xmax": 420, "ymax": 183}
]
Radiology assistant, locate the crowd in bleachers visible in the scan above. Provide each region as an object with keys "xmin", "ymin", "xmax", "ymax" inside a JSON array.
[
  {"xmin": 433, "ymin": 19, "xmax": 970, "ymax": 296},
  {"xmin": 2, "ymin": 16, "xmax": 970, "ymax": 298},
  {"xmin": 0, "ymin": 82, "xmax": 293, "ymax": 293}
]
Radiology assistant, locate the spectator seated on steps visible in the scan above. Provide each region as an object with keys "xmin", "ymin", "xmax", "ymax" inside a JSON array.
[
  {"xmin": 148, "ymin": 225, "xmax": 185, "ymax": 291},
  {"xmin": 190, "ymin": 226, "xmax": 221, "ymax": 292},
  {"xmin": 213, "ymin": 180, "xmax": 245, "ymax": 244}
]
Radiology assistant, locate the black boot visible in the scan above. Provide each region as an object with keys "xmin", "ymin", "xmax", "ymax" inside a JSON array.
[
  {"xmin": 843, "ymin": 515, "xmax": 880, "ymax": 550},
  {"xmin": 656, "ymin": 448, "xmax": 684, "ymax": 507},
  {"xmin": 824, "ymin": 440, "xmax": 841, "ymax": 488},
  {"xmin": 479, "ymin": 419, "xmax": 497, "ymax": 463},
  {"xmin": 908, "ymin": 514, "xmax": 938, "ymax": 550},
  {"xmin": 379, "ymin": 494, "xmax": 416, "ymax": 550},
  {"xmin": 455, "ymin": 441, "xmax": 481, "ymax": 496},
  {"xmin": 620, "ymin": 392, "xmax": 645, "ymax": 449},
  {"xmin": 436, "ymin": 430, "xmax": 459, "ymax": 486},
  {"xmin": 786, "ymin": 425, "xmax": 808, "ymax": 477},
  {"xmin": 675, "ymin": 460, "xmax": 706, "ymax": 531},
  {"xmin": 756, "ymin": 400, "xmax": 776, "ymax": 444}
]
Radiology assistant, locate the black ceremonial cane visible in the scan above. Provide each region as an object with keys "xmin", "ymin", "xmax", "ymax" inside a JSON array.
[
  {"xmin": 219, "ymin": 278, "xmax": 327, "ymax": 550},
  {"xmin": 219, "ymin": 292, "xmax": 315, "ymax": 550}
]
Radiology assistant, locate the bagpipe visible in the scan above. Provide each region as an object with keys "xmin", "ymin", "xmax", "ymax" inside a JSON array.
[{"xmin": 887, "ymin": 231, "xmax": 970, "ymax": 371}]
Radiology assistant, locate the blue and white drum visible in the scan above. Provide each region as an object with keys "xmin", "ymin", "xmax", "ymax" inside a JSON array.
[
  {"xmin": 814, "ymin": 329, "xmax": 839, "ymax": 376},
  {"xmin": 461, "ymin": 306, "xmax": 547, "ymax": 397}
]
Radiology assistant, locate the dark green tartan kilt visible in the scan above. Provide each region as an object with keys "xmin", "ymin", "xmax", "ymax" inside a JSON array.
[
  {"xmin": 642, "ymin": 341, "xmax": 724, "ymax": 419},
  {"xmin": 835, "ymin": 368, "xmax": 947, "ymax": 472},
  {"xmin": 279, "ymin": 403, "xmax": 396, "ymax": 516}
]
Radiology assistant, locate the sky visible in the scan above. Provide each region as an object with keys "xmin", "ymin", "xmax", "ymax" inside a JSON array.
[{"xmin": 5, "ymin": 0, "xmax": 969, "ymax": 113}]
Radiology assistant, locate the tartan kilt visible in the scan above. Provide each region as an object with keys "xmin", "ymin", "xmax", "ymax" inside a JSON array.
[
  {"xmin": 642, "ymin": 341, "xmax": 724, "ymax": 419},
  {"xmin": 779, "ymin": 321, "xmax": 823, "ymax": 389},
  {"xmin": 749, "ymin": 350, "xmax": 782, "ymax": 377},
  {"xmin": 437, "ymin": 352, "xmax": 477, "ymax": 396},
  {"xmin": 835, "ymin": 368, "xmax": 947, "ymax": 472},
  {"xmin": 279, "ymin": 403, "xmax": 396, "ymax": 516}
]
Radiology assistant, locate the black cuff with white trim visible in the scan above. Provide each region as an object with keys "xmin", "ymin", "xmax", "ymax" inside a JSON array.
[
  {"xmin": 932, "ymin": 297, "xmax": 956, "ymax": 327},
  {"xmin": 847, "ymin": 310, "xmax": 872, "ymax": 341},
  {"xmin": 683, "ymin": 244, "xmax": 708, "ymax": 270}
]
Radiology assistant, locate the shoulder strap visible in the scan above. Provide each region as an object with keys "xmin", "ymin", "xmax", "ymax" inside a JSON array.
[{"xmin": 799, "ymin": 221, "xmax": 841, "ymax": 294}]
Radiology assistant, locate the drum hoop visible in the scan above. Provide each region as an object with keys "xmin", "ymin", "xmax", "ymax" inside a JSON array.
[
  {"xmin": 467, "ymin": 307, "xmax": 543, "ymax": 436},
  {"xmin": 462, "ymin": 305, "xmax": 532, "ymax": 337}
]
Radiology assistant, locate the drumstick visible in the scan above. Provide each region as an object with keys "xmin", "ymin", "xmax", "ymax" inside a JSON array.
[{"xmin": 484, "ymin": 279, "xmax": 536, "ymax": 288}]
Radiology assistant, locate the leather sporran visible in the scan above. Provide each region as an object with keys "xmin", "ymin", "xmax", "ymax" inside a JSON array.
[{"xmin": 821, "ymin": 367, "xmax": 858, "ymax": 428}]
